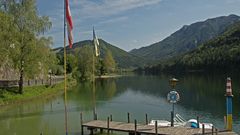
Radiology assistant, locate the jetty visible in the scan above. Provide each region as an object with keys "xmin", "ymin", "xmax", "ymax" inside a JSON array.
[{"xmin": 80, "ymin": 113, "xmax": 237, "ymax": 135}]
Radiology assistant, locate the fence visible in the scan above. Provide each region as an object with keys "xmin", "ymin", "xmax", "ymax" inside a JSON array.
[{"xmin": 0, "ymin": 76, "xmax": 64, "ymax": 88}]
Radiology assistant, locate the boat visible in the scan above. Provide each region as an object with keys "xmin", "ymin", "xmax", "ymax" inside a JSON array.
[{"xmin": 148, "ymin": 114, "xmax": 213, "ymax": 129}]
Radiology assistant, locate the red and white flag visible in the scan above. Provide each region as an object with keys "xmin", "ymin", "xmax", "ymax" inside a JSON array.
[{"xmin": 66, "ymin": 0, "xmax": 73, "ymax": 48}]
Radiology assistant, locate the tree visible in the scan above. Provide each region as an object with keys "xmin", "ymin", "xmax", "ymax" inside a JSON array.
[
  {"xmin": 0, "ymin": 0, "xmax": 52, "ymax": 94},
  {"xmin": 103, "ymin": 50, "xmax": 116, "ymax": 73},
  {"xmin": 76, "ymin": 46, "xmax": 94, "ymax": 81}
]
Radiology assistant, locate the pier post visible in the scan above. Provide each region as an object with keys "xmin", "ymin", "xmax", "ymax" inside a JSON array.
[
  {"xmin": 134, "ymin": 119, "xmax": 137, "ymax": 135},
  {"xmin": 171, "ymin": 111, "xmax": 174, "ymax": 127},
  {"xmin": 211, "ymin": 126, "xmax": 214, "ymax": 135},
  {"xmin": 110, "ymin": 114, "xmax": 112, "ymax": 121},
  {"xmin": 202, "ymin": 124, "xmax": 205, "ymax": 134},
  {"xmin": 80, "ymin": 112, "xmax": 84, "ymax": 135},
  {"xmin": 155, "ymin": 120, "xmax": 158, "ymax": 135},
  {"xmin": 107, "ymin": 117, "xmax": 110, "ymax": 135},
  {"xmin": 145, "ymin": 113, "xmax": 148, "ymax": 125},
  {"xmin": 197, "ymin": 116, "xmax": 200, "ymax": 128},
  {"xmin": 225, "ymin": 77, "xmax": 233, "ymax": 131},
  {"xmin": 215, "ymin": 128, "xmax": 218, "ymax": 135},
  {"xmin": 127, "ymin": 112, "xmax": 130, "ymax": 123}
]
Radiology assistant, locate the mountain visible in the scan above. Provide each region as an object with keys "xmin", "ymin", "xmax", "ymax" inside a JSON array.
[
  {"xmin": 174, "ymin": 21, "xmax": 240, "ymax": 71},
  {"xmin": 130, "ymin": 14, "xmax": 240, "ymax": 60},
  {"xmin": 140, "ymin": 21, "xmax": 240, "ymax": 73},
  {"xmin": 56, "ymin": 39, "xmax": 147, "ymax": 68}
]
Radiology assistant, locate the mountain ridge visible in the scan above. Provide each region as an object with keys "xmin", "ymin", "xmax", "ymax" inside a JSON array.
[
  {"xmin": 55, "ymin": 39, "xmax": 147, "ymax": 68},
  {"xmin": 130, "ymin": 14, "xmax": 240, "ymax": 60}
]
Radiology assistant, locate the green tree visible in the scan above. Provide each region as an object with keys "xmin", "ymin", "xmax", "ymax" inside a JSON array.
[
  {"xmin": 76, "ymin": 46, "xmax": 94, "ymax": 81},
  {"xmin": 103, "ymin": 50, "xmax": 116, "ymax": 73},
  {"xmin": 0, "ymin": 0, "xmax": 52, "ymax": 94}
]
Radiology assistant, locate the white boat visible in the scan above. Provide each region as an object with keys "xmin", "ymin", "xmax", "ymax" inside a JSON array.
[{"xmin": 148, "ymin": 114, "xmax": 213, "ymax": 129}]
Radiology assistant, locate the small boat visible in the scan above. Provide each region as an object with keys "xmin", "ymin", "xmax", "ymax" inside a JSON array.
[{"xmin": 148, "ymin": 114, "xmax": 213, "ymax": 129}]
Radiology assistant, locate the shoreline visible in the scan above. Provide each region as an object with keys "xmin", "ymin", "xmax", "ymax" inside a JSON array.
[{"xmin": 0, "ymin": 77, "xmax": 76, "ymax": 107}]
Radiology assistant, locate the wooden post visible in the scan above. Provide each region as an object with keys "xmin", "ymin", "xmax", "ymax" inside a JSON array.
[
  {"xmin": 80, "ymin": 112, "xmax": 84, "ymax": 135},
  {"xmin": 110, "ymin": 114, "xmax": 112, "ymax": 121},
  {"xmin": 155, "ymin": 120, "xmax": 158, "ymax": 135},
  {"xmin": 197, "ymin": 116, "xmax": 200, "ymax": 128},
  {"xmin": 42, "ymin": 79, "xmax": 44, "ymax": 85},
  {"xmin": 215, "ymin": 128, "xmax": 218, "ymax": 135},
  {"xmin": 107, "ymin": 117, "xmax": 110, "ymax": 135},
  {"xmin": 28, "ymin": 80, "xmax": 30, "ymax": 86},
  {"xmin": 211, "ymin": 126, "xmax": 214, "ymax": 135},
  {"xmin": 202, "ymin": 124, "xmax": 205, "ymax": 134},
  {"xmin": 145, "ymin": 113, "xmax": 148, "ymax": 125},
  {"xmin": 171, "ymin": 111, "xmax": 174, "ymax": 127},
  {"xmin": 134, "ymin": 119, "xmax": 137, "ymax": 135},
  {"xmin": 127, "ymin": 112, "xmax": 130, "ymax": 123}
]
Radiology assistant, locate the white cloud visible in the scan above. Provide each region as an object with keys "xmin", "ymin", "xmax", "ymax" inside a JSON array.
[
  {"xmin": 73, "ymin": 0, "xmax": 162, "ymax": 18},
  {"xmin": 99, "ymin": 16, "xmax": 128, "ymax": 24}
]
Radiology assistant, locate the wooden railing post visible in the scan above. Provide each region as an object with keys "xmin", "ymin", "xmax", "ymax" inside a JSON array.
[
  {"xmin": 107, "ymin": 117, "xmax": 110, "ymax": 135},
  {"xmin": 127, "ymin": 112, "xmax": 130, "ymax": 123},
  {"xmin": 211, "ymin": 126, "xmax": 214, "ymax": 135},
  {"xmin": 202, "ymin": 124, "xmax": 205, "ymax": 134},
  {"xmin": 145, "ymin": 113, "xmax": 148, "ymax": 125},
  {"xmin": 80, "ymin": 112, "xmax": 84, "ymax": 135},
  {"xmin": 197, "ymin": 116, "xmax": 200, "ymax": 128},
  {"xmin": 134, "ymin": 119, "xmax": 137, "ymax": 135},
  {"xmin": 155, "ymin": 120, "xmax": 158, "ymax": 135}
]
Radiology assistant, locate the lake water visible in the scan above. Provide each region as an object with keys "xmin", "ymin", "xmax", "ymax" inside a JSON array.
[{"xmin": 0, "ymin": 74, "xmax": 240, "ymax": 134}]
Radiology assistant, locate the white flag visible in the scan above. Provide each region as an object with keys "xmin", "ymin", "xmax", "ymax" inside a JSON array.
[{"xmin": 93, "ymin": 27, "xmax": 100, "ymax": 56}]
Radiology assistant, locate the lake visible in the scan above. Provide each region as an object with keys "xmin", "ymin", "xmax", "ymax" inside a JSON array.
[{"xmin": 0, "ymin": 73, "xmax": 240, "ymax": 134}]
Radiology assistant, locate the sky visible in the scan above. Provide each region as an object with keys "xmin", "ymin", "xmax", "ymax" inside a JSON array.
[{"xmin": 36, "ymin": 0, "xmax": 240, "ymax": 51}]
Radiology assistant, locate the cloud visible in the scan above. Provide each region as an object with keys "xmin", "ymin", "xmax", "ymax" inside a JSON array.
[
  {"xmin": 99, "ymin": 16, "xmax": 128, "ymax": 24},
  {"xmin": 73, "ymin": 0, "xmax": 162, "ymax": 18}
]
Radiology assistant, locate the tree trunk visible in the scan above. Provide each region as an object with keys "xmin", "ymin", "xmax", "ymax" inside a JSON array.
[{"xmin": 19, "ymin": 63, "xmax": 24, "ymax": 94}]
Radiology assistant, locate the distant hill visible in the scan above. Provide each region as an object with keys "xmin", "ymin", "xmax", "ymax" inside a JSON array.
[
  {"xmin": 140, "ymin": 21, "xmax": 240, "ymax": 73},
  {"xmin": 174, "ymin": 21, "xmax": 240, "ymax": 71},
  {"xmin": 56, "ymin": 39, "xmax": 147, "ymax": 68},
  {"xmin": 130, "ymin": 14, "xmax": 240, "ymax": 60}
]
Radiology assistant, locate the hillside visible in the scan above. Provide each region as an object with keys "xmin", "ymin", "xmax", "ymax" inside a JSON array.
[
  {"xmin": 130, "ymin": 14, "xmax": 240, "ymax": 60},
  {"xmin": 57, "ymin": 39, "xmax": 147, "ymax": 68},
  {"xmin": 175, "ymin": 21, "xmax": 240, "ymax": 71}
]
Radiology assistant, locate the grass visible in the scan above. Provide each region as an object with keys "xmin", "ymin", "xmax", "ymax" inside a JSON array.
[{"xmin": 0, "ymin": 77, "xmax": 76, "ymax": 106}]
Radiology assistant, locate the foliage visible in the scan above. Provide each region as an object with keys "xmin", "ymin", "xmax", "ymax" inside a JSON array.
[
  {"xmin": 0, "ymin": 0, "xmax": 53, "ymax": 94},
  {"xmin": 103, "ymin": 49, "xmax": 116, "ymax": 73},
  {"xmin": 75, "ymin": 46, "xmax": 94, "ymax": 81}
]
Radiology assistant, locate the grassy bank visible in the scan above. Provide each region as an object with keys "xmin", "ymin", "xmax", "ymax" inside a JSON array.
[{"xmin": 0, "ymin": 77, "xmax": 76, "ymax": 106}]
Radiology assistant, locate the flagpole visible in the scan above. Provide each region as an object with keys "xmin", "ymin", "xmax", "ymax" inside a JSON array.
[
  {"xmin": 92, "ymin": 34, "xmax": 96, "ymax": 120},
  {"xmin": 63, "ymin": 0, "xmax": 69, "ymax": 134}
]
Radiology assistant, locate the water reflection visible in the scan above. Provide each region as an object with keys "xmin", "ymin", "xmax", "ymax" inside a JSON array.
[{"xmin": 0, "ymin": 73, "xmax": 240, "ymax": 134}]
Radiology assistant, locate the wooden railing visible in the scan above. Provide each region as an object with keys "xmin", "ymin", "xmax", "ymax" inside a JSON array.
[{"xmin": 0, "ymin": 76, "xmax": 64, "ymax": 88}]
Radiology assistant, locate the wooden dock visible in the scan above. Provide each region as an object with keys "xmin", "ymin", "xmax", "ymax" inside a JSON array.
[{"xmin": 81, "ymin": 120, "xmax": 237, "ymax": 135}]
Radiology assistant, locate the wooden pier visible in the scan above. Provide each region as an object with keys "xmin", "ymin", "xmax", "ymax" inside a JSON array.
[{"xmin": 79, "ymin": 112, "xmax": 238, "ymax": 135}]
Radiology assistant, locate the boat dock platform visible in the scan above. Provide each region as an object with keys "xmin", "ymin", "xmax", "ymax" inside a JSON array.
[{"xmin": 81, "ymin": 120, "xmax": 237, "ymax": 135}]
